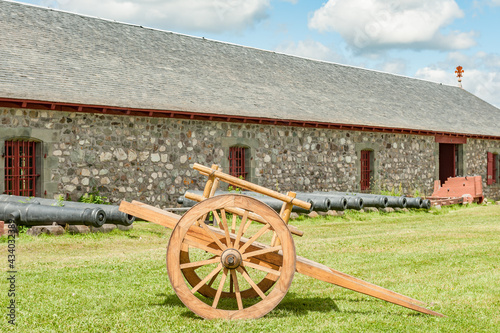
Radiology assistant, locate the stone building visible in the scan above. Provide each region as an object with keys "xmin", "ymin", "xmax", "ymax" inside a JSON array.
[{"xmin": 1, "ymin": 1, "xmax": 499, "ymax": 206}]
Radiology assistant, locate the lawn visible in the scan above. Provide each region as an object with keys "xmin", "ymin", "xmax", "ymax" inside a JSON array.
[{"xmin": 1, "ymin": 204, "xmax": 499, "ymax": 332}]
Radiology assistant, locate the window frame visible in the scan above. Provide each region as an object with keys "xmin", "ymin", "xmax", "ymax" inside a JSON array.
[
  {"xmin": 4, "ymin": 140, "xmax": 40, "ymax": 196},
  {"xmin": 360, "ymin": 149, "xmax": 373, "ymax": 191}
]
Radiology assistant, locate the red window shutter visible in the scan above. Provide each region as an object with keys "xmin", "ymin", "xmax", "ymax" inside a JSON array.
[{"xmin": 487, "ymin": 152, "xmax": 494, "ymax": 185}]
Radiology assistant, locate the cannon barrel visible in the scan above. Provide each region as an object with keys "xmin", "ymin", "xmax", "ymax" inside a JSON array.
[
  {"xmin": 308, "ymin": 192, "xmax": 365, "ymax": 210},
  {"xmin": 0, "ymin": 195, "xmax": 134, "ymax": 226},
  {"xmin": 345, "ymin": 196, "xmax": 363, "ymax": 210},
  {"xmin": 295, "ymin": 194, "xmax": 331, "ymax": 212},
  {"xmin": 420, "ymin": 199, "xmax": 431, "ymax": 209},
  {"xmin": 312, "ymin": 191, "xmax": 411, "ymax": 209},
  {"xmin": 386, "ymin": 196, "xmax": 407, "ymax": 208},
  {"xmin": 327, "ymin": 196, "xmax": 348, "ymax": 211},
  {"xmin": 357, "ymin": 196, "xmax": 388, "ymax": 208},
  {"xmin": 0, "ymin": 201, "xmax": 106, "ymax": 227},
  {"xmin": 405, "ymin": 197, "xmax": 424, "ymax": 209},
  {"xmin": 179, "ymin": 191, "xmax": 313, "ymax": 214}
]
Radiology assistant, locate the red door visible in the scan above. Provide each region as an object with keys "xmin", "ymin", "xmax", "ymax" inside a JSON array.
[{"xmin": 439, "ymin": 143, "xmax": 456, "ymax": 185}]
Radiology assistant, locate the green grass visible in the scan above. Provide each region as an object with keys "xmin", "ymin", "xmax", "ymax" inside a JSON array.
[{"xmin": 1, "ymin": 204, "xmax": 499, "ymax": 332}]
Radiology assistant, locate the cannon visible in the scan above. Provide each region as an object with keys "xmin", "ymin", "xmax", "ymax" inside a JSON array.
[
  {"xmin": 405, "ymin": 197, "xmax": 424, "ymax": 209},
  {"xmin": 119, "ymin": 163, "xmax": 443, "ymax": 319},
  {"xmin": 314, "ymin": 191, "xmax": 412, "ymax": 209},
  {"xmin": 420, "ymin": 199, "xmax": 431, "ymax": 209},
  {"xmin": 0, "ymin": 195, "xmax": 134, "ymax": 226},
  {"xmin": 386, "ymin": 196, "xmax": 407, "ymax": 208},
  {"xmin": 179, "ymin": 190, "xmax": 313, "ymax": 214},
  {"xmin": 0, "ymin": 201, "xmax": 106, "ymax": 228},
  {"xmin": 180, "ymin": 191, "xmax": 341, "ymax": 213}
]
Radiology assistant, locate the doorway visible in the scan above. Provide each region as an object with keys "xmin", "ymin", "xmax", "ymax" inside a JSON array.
[{"xmin": 439, "ymin": 143, "xmax": 462, "ymax": 185}]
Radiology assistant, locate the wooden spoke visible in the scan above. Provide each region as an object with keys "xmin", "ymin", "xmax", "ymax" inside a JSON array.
[
  {"xmin": 212, "ymin": 210, "xmax": 222, "ymax": 229},
  {"xmin": 229, "ymin": 273, "xmax": 234, "ymax": 294},
  {"xmin": 231, "ymin": 214, "xmax": 237, "ymax": 234},
  {"xmin": 242, "ymin": 260, "xmax": 281, "ymax": 276},
  {"xmin": 270, "ymin": 232, "xmax": 278, "ymax": 247},
  {"xmin": 242, "ymin": 246, "xmax": 282, "ymax": 260},
  {"xmin": 234, "ymin": 210, "xmax": 249, "ymax": 250},
  {"xmin": 191, "ymin": 263, "xmax": 223, "ymax": 294},
  {"xmin": 180, "ymin": 257, "xmax": 220, "ymax": 270},
  {"xmin": 230, "ymin": 269, "xmax": 243, "ymax": 310},
  {"xmin": 219, "ymin": 209, "xmax": 232, "ymax": 248},
  {"xmin": 183, "ymin": 238, "xmax": 223, "ymax": 256},
  {"xmin": 207, "ymin": 272, "xmax": 218, "ymax": 288},
  {"xmin": 237, "ymin": 267, "xmax": 267, "ymax": 299},
  {"xmin": 212, "ymin": 268, "xmax": 229, "ymax": 309},
  {"xmin": 238, "ymin": 224, "xmax": 271, "ymax": 253},
  {"xmin": 242, "ymin": 218, "xmax": 254, "ymax": 234},
  {"xmin": 199, "ymin": 219, "xmax": 228, "ymax": 251}
]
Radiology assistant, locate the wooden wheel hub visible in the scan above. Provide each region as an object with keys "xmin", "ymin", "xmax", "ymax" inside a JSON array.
[{"xmin": 220, "ymin": 249, "xmax": 242, "ymax": 269}]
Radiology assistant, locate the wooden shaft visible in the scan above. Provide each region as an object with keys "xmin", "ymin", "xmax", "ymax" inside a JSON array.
[
  {"xmin": 273, "ymin": 191, "xmax": 296, "ymax": 246},
  {"xmin": 202, "ymin": 164, "xmax": 219, "ymax": 199},
  {"xmin": 194, "ymin": 163, "xmax": 311, "ymax": 210},
  {"xmin": 294, "ymin": 256, "xmax": 443, "ymax": 316},
  {"xmin": 184, "ymin": 192, "xmax": 304, "ymax": 237}
]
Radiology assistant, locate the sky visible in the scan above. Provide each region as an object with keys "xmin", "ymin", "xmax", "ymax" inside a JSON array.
[{"xmin": 11, "ymin": 0, "xmax": 500, "ymax": 108}]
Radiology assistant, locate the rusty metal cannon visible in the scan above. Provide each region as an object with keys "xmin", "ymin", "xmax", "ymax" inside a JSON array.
[{"xmin": 119, "ymin": 163, "xmax": 443, "ymax": 319}]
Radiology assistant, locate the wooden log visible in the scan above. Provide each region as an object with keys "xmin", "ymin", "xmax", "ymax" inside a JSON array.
[{"xmin": 193, "ymin": 163, "xmax": 311, "ymax": 210}]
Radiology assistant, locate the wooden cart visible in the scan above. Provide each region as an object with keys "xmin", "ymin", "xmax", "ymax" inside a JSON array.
[{"xmin": 119, "ymin": 163, "xmax": 444, "ymax": 320}]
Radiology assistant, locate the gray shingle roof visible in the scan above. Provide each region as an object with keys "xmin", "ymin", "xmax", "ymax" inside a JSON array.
[{"xmin": 1, "ymin": 0, "xmax": 499, "ymax": 137}]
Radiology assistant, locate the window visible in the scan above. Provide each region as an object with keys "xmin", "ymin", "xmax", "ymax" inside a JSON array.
[
  {"xmin": 487, "ymin": 152, "xmax": 498, "ymax": 185},
  {"xmin": 228, "ymin": 146, "xmax": 247, "ymax": 179},
  {"xmin": 360, "ymin": 150, "xmax": 373, "ymax": 191},
  {"xmin": 4, "ymin": 140, "xmax": 39, "ymax": 196}
]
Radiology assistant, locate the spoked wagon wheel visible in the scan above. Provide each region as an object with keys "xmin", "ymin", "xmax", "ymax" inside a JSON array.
[
  {"xmin": 167, "ymin": 194, "xmax": 296, "ymax": 319},
  {"xmin": 179, "ymin": 203, "xmax": 281, "ymax": 299}
]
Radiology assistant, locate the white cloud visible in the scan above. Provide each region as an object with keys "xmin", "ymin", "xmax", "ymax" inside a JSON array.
[
  {"xmin": 379, "ymin": 59, "xmax": 407, "ymax": 75},
  {"xmin": 39, "ymin": 0, "xmax": 271, "ymax": 33},
  {"xmin": 416, "ymin": 52, "xmax": 500, "ymax": 107},
  {"xmin": 308, "ymin": 0, "xmax": 476, "ymax": 52},
  {"xmin": 275, "ymin": 40, "xmax": 344, "ymax": 63}
]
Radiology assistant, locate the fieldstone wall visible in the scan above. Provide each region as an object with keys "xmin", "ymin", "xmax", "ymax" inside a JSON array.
[
  {"xmin": 1, "ymin": 107, "xmax": 499, "ymax": 206},
  {"xmin": 465, "ymin": 139, "xmax": 500, "ymax": 199}
]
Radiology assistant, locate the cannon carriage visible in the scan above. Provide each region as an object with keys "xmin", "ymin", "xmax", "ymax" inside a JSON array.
[{"xmin": 119, "ymin": 163, "xmax": 443, "ymax": 320}]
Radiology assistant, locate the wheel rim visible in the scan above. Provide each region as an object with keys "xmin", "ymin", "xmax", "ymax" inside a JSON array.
[{"xmin": 167, "ymin": 194, "xmax": 296, "ymax": 320}]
